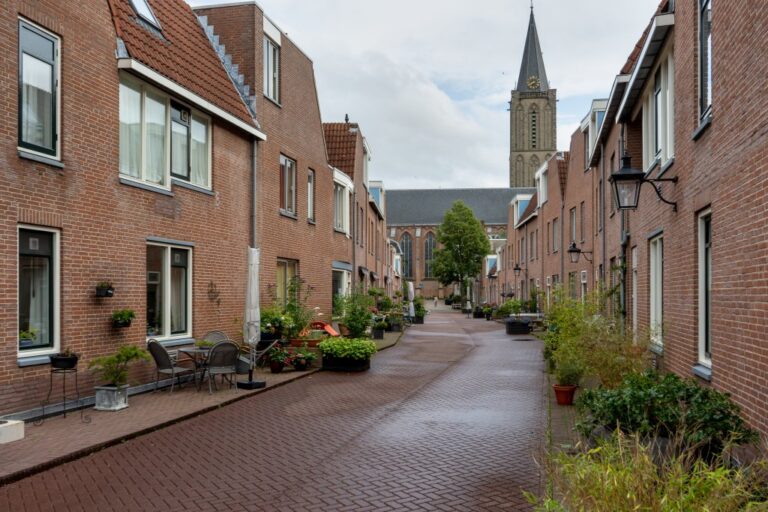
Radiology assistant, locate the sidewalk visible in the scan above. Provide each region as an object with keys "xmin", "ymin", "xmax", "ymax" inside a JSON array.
[{"xmin": 0, "ymin": 330, "xmax": 405, "ymax": 486}]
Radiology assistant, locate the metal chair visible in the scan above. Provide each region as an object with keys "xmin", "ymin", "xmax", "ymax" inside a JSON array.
[
  {"xmin": 202, "ymin": 330, "xmax": 230, "ymax": 343},
  {"xmin": 201, "ymin": 341, "xmax": 239, "ymax": 393},
  {"xmin": 147, "ymin": 339, "xmax": 196, "ymax": 393}
]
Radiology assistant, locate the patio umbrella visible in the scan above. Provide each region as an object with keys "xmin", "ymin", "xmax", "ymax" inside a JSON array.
[
  {"xmin": 239, "ymin": 247, "xmax": 265, "ymax": 389},
  {"xmin": 407, "ymin": 281, "xmax": 415, "ymax": 318}
]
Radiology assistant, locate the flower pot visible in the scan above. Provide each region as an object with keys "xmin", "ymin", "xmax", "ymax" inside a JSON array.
[
  {"xmin": 50, "ymin": 354, "xmax": 78, "ymax": 370},
  {"xmin": 293, "ymin": 359, "xmax": 309, "ymax": 371},
  {"xmin": 269, "ymin": 361, "xmax": 285, "ymax": 374},
  {"xmin": 289, "ymin": 338, "xmax": 321, "ymax": 348},
  {"xmin": 553, "ymin": 384, "xmax": 577, "ymax": 406},
  {"xmin": 388, "ymin": 323, "xmax": 402, "ymax": 332},
  {"xmin": 505, "ymin": 318, "xmax": 532, "ymax": 335},
  {"xmin": 94, "ymin": 384, "xmax": 129, "ymax": 411},
  {"xmin": 321, "ymin": 355, "xmax": 370, "ymax": 372},
  {"xmin": 112, "ymin": 319, "xmax": 132, "ymax": 328},
  {"xmin": 372, "ymin": 329, "xmax": 384, "ymax": 340},
  {"xmin": 95, "ymin": 287, "xmax": 114, "ymax": 297},
  {"xmin": 485, "ymin": 313, "xmax": 492, "ymax": 320},
  {"xmin": 413, "ymin": 316, "xmax": 424, "ymax": 324}
]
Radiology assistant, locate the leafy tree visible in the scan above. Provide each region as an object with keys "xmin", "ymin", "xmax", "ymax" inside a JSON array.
[{"xmin": 432, "ymin": 201, "xmax": 491, "ymax": 303}]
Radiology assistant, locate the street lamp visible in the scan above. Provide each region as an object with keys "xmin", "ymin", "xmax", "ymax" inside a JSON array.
[
  {"xmin": 610, "ymin": 154, "xmax": 678, "ymax": 211},
  {"xmin": 567, "ymin": 242, "xmax": 593, "ymax": 264},
  {"xmin": 513, "ymin": 263, "xmax": 522, "ymax": 278}
]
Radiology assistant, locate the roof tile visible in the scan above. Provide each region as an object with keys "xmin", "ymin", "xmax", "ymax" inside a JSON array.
[{"xmin": 324, "ymin": 123, "xmax": 359, "ymax": 177}]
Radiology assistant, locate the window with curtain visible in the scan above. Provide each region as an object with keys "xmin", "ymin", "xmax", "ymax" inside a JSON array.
[
  {"xmin": 120, "ymin": 77, "xmax": 211, "ymax": 189},
  {"xmin": 19, "ymin": 20, "xmax": 59, "ymax": 158},
  {"xmin": 401, "ymin": 233, "xmax": 413, "ymax": 279},
  {"xmin": 424, "ymin": 232, "xmax": 436, "ymax": 278},
  {"xmin": 264, "ymin": 36, "xmax": 280, "ymax": 103},
  {"xmin": 280, "ymin": 155, "xmax": 296, "ymax": 214},
  {"xmin": 307, "ymin": 169, "xmax": 315, "ymax": 221},
  {"xmin": 333, "ymin": 183, "xmax": 348, "ymax": 232},
  {"xmin": 276, "ymin": 259, "xmax": 298, "ymax": 306},
  {"xmin": 146, "ymin": 244, "xmax": 191, "ymax": 340},
  {"xmin": 19, "ymin": 229, "xmax": 57, "ymax": 352},
  {"xmin": 650, "ymin": 236, "xmax": 664, "ymax": 348},
  {"xmin": 698, "ymin": 211, "xmax": 712, "ymax": 365}
]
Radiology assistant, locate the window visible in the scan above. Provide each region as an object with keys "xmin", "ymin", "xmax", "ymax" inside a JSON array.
[
  {"xmin": 698, "ymin": 210, "xmax": 712, "ymax": 365},
  {"xmin": 530, "ymin": 107, "xmax": 538, "ymax": 149},
  {"xmin": 130, "ymin": 0, "xmax": 160, "ymax": 28},
  {"xmin": 263, "ymin": 37, "xmax": 280, "ymax": 103},
  {"xmin": 333, "ymin": 182, "xmax": 349, "ymax": 233},
  {"xmin": 569, "ymin": 272, "xmax": 577, "ymax": 299},
  {"xmin": 631, "ymin": 247, "xmax": 638, "ymax": 339},
  {"xmin": 276, "ymin": 259, "xmax": 298, "ymax": 307},
  {"xmin": 401, "ymin": 233, "xmax": 413, "ymax": 279},
  {"xmin": 649, "ymin": 236, "xmax": 664, "ymax": 348},
  {"xmin": 553, "ymin": 217, "xmax": 560, "ymax": 252},
  {"xmin": 654, "ymin": 70, "xmax": 662, "ymax": 155},
  {"xmin": 120, "ymin": 76, "xmax": 211, "ymax": 189},
  {"xmin": 580, "ymin": 201, "xmax": 585, "ymax": 242},
  {"xmin": 699, "ymin": 0, "xmax": 713, "ymax": 117},
  {"xmin": 19, "ymin": 20, "xmax": 59, "ymax": 158},
  {"xmin": 569, "ymin": 207, "xmax": 577, "ymax": 243},
  {"xmin": 546, "ymin": 222, "xmax": 550, "ymax": 254},
  {"xmin": 18, "ymin": 227, "xmax": 59, "ymax": 354},
  {"xmin": 307, "ymin": 169, "xmax": 315, "ymax": 221},
  {"xmin": 279, "ymin": 155, "xmax": 296, "ymax": 214},
  {"xmin": 424, "ymin": 232, "xmax": 436, "ymax": 278},
  {"xmin": 146, "ymin": 244, "xmax": 191, "ymax": 339},
  {"xmin": 642, "ymin": 55, "xmax": 675, "ymax": 168}
]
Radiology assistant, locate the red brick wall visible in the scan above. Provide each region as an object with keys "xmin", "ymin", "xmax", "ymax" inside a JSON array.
[{"xmin": 0, "ymin": 1, "xmax": 254, "ymax": 415}]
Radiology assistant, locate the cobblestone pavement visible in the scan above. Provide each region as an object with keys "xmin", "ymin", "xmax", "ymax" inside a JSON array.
[{"xmin": 1, "ymin": 312, "xmax": 545, "ymax": 511}]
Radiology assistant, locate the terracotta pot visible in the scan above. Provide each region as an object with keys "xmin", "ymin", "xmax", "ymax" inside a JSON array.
[
  {"xmin": 293, "ymin": 359, "xmax": 309, "ymax": 371},
  {"xmin": 269, "ymin": 361, "xmax": 285, "ymax": 374},
  {"xmin": 553, "ymin": 384, "xmax": 577, "ymax": 406},
  {"xmin": 289, "ymin": 338, "xmax": 321, "ymax": 348}
]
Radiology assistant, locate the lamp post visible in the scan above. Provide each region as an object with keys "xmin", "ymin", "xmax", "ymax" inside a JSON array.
[
  {"xmin": 610, "ymin": 154, "xmax": 678, "ymax": 211},
  {"xmin": 567, "ymin": 242, "xmax": 593, "ymax": 264}
]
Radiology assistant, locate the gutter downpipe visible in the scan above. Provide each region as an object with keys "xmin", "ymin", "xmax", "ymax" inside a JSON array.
[
  {"xmin": 600, "ymin": 142, "xmax": 607, "ymax": 286},
  {"xmin": 619, "ymin": 124, "xmax": 628, "ymax": 323},
  {"xmin": 251, "ymin": 139, "xmax": 258, "ymax": 248}
]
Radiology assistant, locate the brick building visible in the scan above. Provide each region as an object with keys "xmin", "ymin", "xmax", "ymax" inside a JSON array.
[{"xmin": 1, "ymin": 0, "xmax": 263, "ymax": 416}]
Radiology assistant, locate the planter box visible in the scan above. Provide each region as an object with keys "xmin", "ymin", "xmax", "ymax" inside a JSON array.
[
  {"xmin": 388, "ymin": 323, "xmax": 402, "ymax": 333},
  {"xmin": 321, "ymin": 355, "xmax": 370, "ymax": 372},
  {"xmin": 0, "ymin": 420, "xmax": 24, "ymax": 444},
  {"xmin": 505, "ymin": 318, "xmax": 532, "ymax": 335},
  {"xmin": 289, "ymin": 338, "xmax": 322, "ymax": 348},
  {"xmin": 112, "ymin": 319, "xmax": 132, "ymax": 328},
  {"xmin": 413, "ymin": 316, "xmax": 424, "ymax": 324},
  {"xmin": 372, "ymin": 329, "xmax": 384, "ymax": 339},
  {"xmin": 94, "ymin": 384, "xmax": 129, "ymax": 411},
  {"xmin": 95, "ymin": 287, "xmax": 114, "ymax": 297},
  {"xmin": 50, "ymin": 354, "xmax": 78, "ymax": 369}
]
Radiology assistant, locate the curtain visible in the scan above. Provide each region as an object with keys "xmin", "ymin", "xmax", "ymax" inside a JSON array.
[
  {"xmin": 119, "ymin": 82, "xmax": 142, "ymax": 178},
  {"xmin": 171, "ymin": 120, "xmax": 189, "ymax": 178},
  {"xmin": 145, "ymin": 92, "xmax": 166, "ymax": 185},
  {"xmin": 21, "ymin": 54, "xmax": 53, "ymax": 150},
  {"xmin": 190, "ymin": 116, "xmax": 208, "ymax": 187},
  {"xmin": 19, "ymin": 256, "xmax": 50, "ymax": 349},
  {"xmin": 171, "ymin": 266, "xmax": 186, "ymax": 334}
]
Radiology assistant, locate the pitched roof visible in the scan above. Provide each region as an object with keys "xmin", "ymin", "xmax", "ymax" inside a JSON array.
[
  {"xmin": 387, "ymin": 188, "xmax": 536, "ymax": 226},
  {"xmin": 516, "ymin": 9, "xmax": 549, "ymax": 92},
  {"xmin": 620, "ymin": 0, "xmax": 671, "ymax": 75},
  {"xmin": 323, "ymin": 123, "xmax": 359, "ymax": 176},
  {"xmin": 109, "ymin": 0, "xmax": 255, "ymax": 127},
  {"xmin": 557, "ymin": 153, "xmax": 570, "ymax": 198}
]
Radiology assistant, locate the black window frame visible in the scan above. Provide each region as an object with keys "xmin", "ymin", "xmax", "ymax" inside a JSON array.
[
  {"xmin": 170, "ymin": 102, "xmax": 191, "ymax": 181},
  {"xmin": 18, "ymin": 19, "xmax": 58, "ymax": 158},
  {"xmin": 19, "ymin": 228, "xmax": 55, "ymax": 351},
  {"xmin": 699, "ymin": 0, "xmax": 713, "ymax": 119},
  {"xmin": 170, "ymin": 248, "xmax": 189, "ymax": 336}
]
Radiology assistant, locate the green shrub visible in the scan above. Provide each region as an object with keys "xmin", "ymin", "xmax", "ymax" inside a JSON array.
[
  {"xmin": 342, "ymin": 290, "xmax": 374, "ymax": 338},
  {"xmin": 378, "ymin": 296, "xmax": 393, "ymax": 311},
  {"xmin": 576, "ymin": 371, "xmax": 758, "ymax": 452},
  {"xmin": 111, "ymin": 309, "xmax": 136, "ymax": 323},
  {"xmin": 318, "ymin": 338, "xmax": 377, "ymax": 360},
  {"xmin": 528, "ymin": 433, "xmax": 768, "ymax": 512},
  {"xmin": 414, "ymin": 296, "xmax": 426, "ymax": 317},
  {"xmin": 89, "ymin": 345, "xmax": 150, "ymax": 387}
]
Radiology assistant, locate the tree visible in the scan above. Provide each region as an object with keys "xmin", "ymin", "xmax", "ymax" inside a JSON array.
[{"xmin": 432, "ymin": 201, "xmax": 491, "ymax": 304}]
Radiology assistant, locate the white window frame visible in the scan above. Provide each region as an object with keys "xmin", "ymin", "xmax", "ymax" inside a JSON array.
[
  {"xmin": 307, "ymin": 169, "xmax": 315, "ymax": 222},
  {"xmin": 698, "ymin": 209, "xmax": 712, "ymax": 366},
  {"xmin": 147, "ymin": 242, "xmax": 193, "ymax": 342},
  {"xmin": 120, "ymin": 74, "xmax": 212, "ymax": 191},
  {"xmin": 332, "ymin": 170, "xmax": 352, "ymax": 235},
  {"xmin": 18, "ymin": 18, "xmax": 61, "ymax": 161},
  {"xmin": 649, "ymin": 235, "xmax": 664, "ymax": 348},
  {"xmin": 699, "ymin": 0, "xmax": 713, "ymax": 119},
  {"xmin": 553, "ymin": 217, "xmax": 560, "ymax": 252},
  {"xmin": 280, "ymin": 154, "xmax": 296, "ymax": 214},
  {"xmin": 263, "ymin": 36, "xmax": 280, "ymax": 103},
  {"xmin": 129, "ymin": 0, "xmax": 161, "ymax": 29},
  {"xmin": 641, "ymin": 51, "xmax": 675, "ymax": 170},
  {"xmin": 17, "ymin": 225, "xmax": 60, "ymax": 358}
]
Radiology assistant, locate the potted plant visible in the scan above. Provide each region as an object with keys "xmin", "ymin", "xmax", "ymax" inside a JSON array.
[
  {"xmin": 50, "ymin": 347, "xmax": 80, "ymax": 370},
  {"xmin": 413, "ymin": 297, "xmax": 426, "ymax": 324},
  {"xmin": 483, "ymin": 306, "xmax": 493, "ymax": 320},
  {"xmin": 372, "ymin": 320, "xmax": 387, "ymax": 340},
  {"xmin": 341, "ymin": 290, "xmax": 374, "ymax": 338},
  {"xmin": 290, "ymin": 343, "xmax": 317, "ymax": 371},
  {"xmin": 318, "ymin": 337, "xmax": 377, "ymax": 372},
  {"xmin": 111, "ymin": 309, "xmax": 135, "ymax": 328},
  {"xmin": 260, "ymin": 304, "xmax": 286, "ymax": 345},
  {"xmin": 386, "ymin": 312, "xmax": 403, "ymax": 332},
  {"xmin": 18, "ymin": 328, "xmax": 38, "ymax": 349},
  {"xmin": 267, "ymin": 345, "xmax": 291, "ymax": 373},
  {"xmin": 89, "ymin": 345, "xmax": 150, "ymax": 411},
  {"xmin": 95, "ymin": 281, "xmax": 114, "ymax": 297},
  {"xmin": 552, "ymin": 347, "xmax": 584, "ymax": 406}
]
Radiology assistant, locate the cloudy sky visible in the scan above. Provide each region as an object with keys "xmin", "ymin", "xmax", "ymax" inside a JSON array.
[{"xmin": 189, "ymin": 0, "xmax": 660, "ymax": 189}]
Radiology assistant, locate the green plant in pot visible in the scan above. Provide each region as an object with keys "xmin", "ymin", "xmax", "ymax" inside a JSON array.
[
  {"xmin": 553, "ymin": 343, "xmax": 585, "ymax": 406},
  {"xmin": 372, "ymin": 320, "xmax": 387, "ymax": 339},
  {"xmin": 111, "ymin": 309, "xmax": 135, "ymax": 328},
  {"xmin": 318, "ymin": 337, "xmax": 377, "ymax": 372},
  {"xmin": 291, "ymin": 343, "xmax": 317, "ymax": 371},
  {"xmin": 96, "ymin": 281, "xmax": 114, "ymax": 297},
  {"xmin": 342, "ymin": 289, "xmax": 374, "ymax": 338},
  {"xmin": 50, "ymin": 347, "xmax": 80, "ymax": 369},
  {"xmin": 267, "ymin": 345, "xmax": 291, "ymax": 373},
  {"xmin": 89, "ymin": 345, "xmax": 150, "ymax": 411},
  {"xmin": 413, "ymin": 297, "xmax": 426, "ymax": 324}
]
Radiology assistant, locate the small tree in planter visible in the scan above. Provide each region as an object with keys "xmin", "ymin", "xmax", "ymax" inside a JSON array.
[
  {"xmin": 413, "ymin": 297, "xmax": 426, "ymax": 324},
  {"xmin": 89, "ymin": 345, "xmax": 150, "ymax": 411},
  {"xmin": 342, "ymin": 290, "xmax": 374, "ymax": 338},
  {"xmin": 111, "ymin": 309, "xmax": 135, "ymax": 328},
  {"xmin": 318, "ymin": 338, "xmax": 377, "ymax": 372},
  {"xmin": 372, "ymin": 320, "xmax": 387, "ymax": 339}
]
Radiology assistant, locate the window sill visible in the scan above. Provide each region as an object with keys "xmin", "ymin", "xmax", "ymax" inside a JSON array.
[
  {"xmin": 692, "ymin": 363, "xmax": 712, "ymax": 382},
  {"xmin": 644, "ymin": 158, "xmax": 660, "ymax": 176},
  {"xmin": 264, "ymin": 95, "xmax": 282, "ymax": 108},
  {"xmin": 172, "ymin": 178, "xmax": 214, "ymax": 196},
  {"xmin": 692, "ymin": 112, "xmax": 713, "ymax": 141},
  {"xmin": 279, "ymin": 210, "xmax": 298, "ymax": 220},
  {"xmin": 658, "ymin": 157, "xmax": 675, "ymax": 178},
  {"xmin": 149, "ymin": 337, "xmax": 194, "ymax": 348},
  {"xmin": 333, "ymin": 228, "xmax": 349, "ymax": 235},
  {"xmin": 649, "ymin": 343, "xmax": 664, "ymax": 356},
  {"xmin": 17, "ymin": 354, "xmax": 55, "ymax": 367},
  {"xmin": 120, "ymin": 177, "xmax": 174, "ymax": 197},
  {"xmin": 307, "ymin": 219, "xmax": 316, "ymax": 226},
  {"xmin": 18, "ymin": 150, "xmax": 64, "ymax": 169}
]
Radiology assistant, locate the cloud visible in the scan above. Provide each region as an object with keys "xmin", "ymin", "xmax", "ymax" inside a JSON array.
[{"xmin": 188, "ymin": 0, "xmax": 661, "ymax": 189}]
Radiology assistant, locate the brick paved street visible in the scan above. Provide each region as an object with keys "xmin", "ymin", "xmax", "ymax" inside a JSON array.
[{"xmin": 1, "ymin": 311, "xmax": 545, "ymax": 511}]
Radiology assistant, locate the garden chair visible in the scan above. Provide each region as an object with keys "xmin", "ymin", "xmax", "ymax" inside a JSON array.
[
  {"xmin": 201, "ymin": 341, "xmax": 239, "ymax": 393},
  {"xmin": 202, "ymin": 330, "xmax": 230, "ymax": 343},
  {"xmin": 147, "ymin": 339, "xmax": 196, "ymax": 393}
]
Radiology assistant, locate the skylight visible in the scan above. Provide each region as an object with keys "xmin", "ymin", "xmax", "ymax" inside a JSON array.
[{"xmin": 130, "ymin": 0, "xmax": 161, "ymax": 29}]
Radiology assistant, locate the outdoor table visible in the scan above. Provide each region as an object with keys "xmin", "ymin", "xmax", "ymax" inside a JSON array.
[{"xmin": 179, "ymin": 347, "xmax": 211, "ymax": 389}]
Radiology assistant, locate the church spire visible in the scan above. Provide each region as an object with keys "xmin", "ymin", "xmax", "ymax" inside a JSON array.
[{"xmin": 516, "ymin": 7, "xmax": 549, "ymax": 93}]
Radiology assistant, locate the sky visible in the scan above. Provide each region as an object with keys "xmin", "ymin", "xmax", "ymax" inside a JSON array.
[{"xmin": 188, "ymin": 0, "xmax": 660, "ymax": 189}]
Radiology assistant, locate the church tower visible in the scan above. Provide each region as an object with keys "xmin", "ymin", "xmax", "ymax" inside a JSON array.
[{"xmin": 509, "ymin": 7, "xmax": 557, "ymax": 188}]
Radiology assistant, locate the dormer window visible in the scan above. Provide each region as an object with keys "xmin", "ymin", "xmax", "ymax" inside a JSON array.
[{"xmin": 130, "ymin": 0, "xmax": 160, "ymax": 29}]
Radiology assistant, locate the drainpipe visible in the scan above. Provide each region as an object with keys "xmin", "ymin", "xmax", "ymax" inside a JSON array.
[
  {"xmin": 351, "ymin": 190, "xmax": 357, "ymax": 291},
  {"xmin": 600, "ymin": 142, "xmax": 606, "ymax": 284},
  {"xmin": 251, "ymin": 139, "xmax": 258, "ymax": 248}
]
